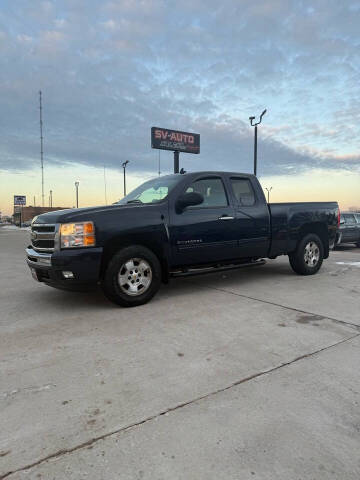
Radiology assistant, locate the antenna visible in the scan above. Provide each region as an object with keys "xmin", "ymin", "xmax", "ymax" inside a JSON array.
[{"xmin": 39, "ymin": 91, "xmax": 44, "ymax": 207}]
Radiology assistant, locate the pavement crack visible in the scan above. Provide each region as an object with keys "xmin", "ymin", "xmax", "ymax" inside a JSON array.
[
  {"xmin": 1, "ymin": 333, "xmax": 359, "ymax": 479},
  {"xmin": 191, "ymin": 281, "xmax": 360, "ymax": 331}
]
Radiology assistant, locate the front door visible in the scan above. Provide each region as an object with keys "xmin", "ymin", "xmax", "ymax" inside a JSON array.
[
  {"xmin": 169, "ymin": 176, "xmax": 239, "ymax": 266},
  {"xmin": 343, "ymin": 214, "xmax": 358, "ymax": 242}
]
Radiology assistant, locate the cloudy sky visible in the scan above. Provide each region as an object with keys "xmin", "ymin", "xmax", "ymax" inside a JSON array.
[{"xmin": 0, "ymin": 0, "xmax": 359, "ymax": 215}]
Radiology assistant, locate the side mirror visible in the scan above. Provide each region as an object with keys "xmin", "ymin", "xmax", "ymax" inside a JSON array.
[
  {"xmin": 176, "ymin": 192, "xmax": 204, "ymax": 213},
  {"xmin": 340, "ymin": 219, "xmax": 345, "ymax": 225}
]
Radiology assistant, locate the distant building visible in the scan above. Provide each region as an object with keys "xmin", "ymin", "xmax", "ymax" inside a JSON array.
[{"xmin": 13, "ymin": 206, "xmax": 70, "ymax": 226}]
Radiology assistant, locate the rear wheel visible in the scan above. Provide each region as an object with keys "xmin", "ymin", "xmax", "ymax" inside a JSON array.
[
  {"xmin": 288, "ymin": 233, "xmax": 324, "ymax": 275},
  {"xmin": 101, "ymin": 245, "xmax": 162, "ymax": 307}
]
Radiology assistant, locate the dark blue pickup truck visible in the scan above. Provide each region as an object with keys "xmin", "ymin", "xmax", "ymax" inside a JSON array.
[{"xmin": 26, "ymin": 171, "xmax": 339, "ymax": 307}]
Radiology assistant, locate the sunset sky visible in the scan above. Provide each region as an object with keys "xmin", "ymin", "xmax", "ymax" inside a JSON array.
[{"xmin": 1, "ymin": 0, "xmax": 359, "ymax": 216}]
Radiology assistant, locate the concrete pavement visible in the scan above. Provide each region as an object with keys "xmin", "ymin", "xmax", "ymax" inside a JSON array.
[{"xmin": 0, "ymin": 227, "xmax": 359, "ymax": 479}]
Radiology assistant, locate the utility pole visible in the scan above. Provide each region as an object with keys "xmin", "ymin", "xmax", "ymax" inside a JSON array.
[
  {"xmin": 104, "ymin": 166, "xmax": 108, "ymax": 205},
  {"xmin": 33, "ymin": 196, "xmax": 36, "ymax": 207},
  {"xmin": 265, "ymin": 187, "xmax": 273, "ymax": 203},
  {"xmin": 49, "ymin": 190, "xmax": 53, "ymax": 208},
  {"xmin": 75, "ymin": 182, "xmax": 79, "ymax": 208},
  {"xmin": 249, "ymin": 109, "xmax": 267, "ymax": 176},
  {"xmin": 39, "ymin": 91, "xmax": 45, "ymax": 206},
  {"xmin": 122, "ymin": 161, "xmax": 129, "ymax": 197}
]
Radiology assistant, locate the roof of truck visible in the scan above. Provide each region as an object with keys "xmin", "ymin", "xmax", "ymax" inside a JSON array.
[{"xmin": 165, "ymin": 171, "xmax": 256, "ymax": 178}]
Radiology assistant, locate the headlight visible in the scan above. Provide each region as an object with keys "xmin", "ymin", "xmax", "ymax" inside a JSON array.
[{"xmin": 60, "ymin": 221, "xmax": 96, "ymax": 248}]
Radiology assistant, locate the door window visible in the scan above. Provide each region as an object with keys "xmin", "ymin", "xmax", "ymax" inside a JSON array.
[
  {"xmin": 230, "ymin": 178, "xmax": 256, "ymax": 206},
  {"xmin": 354, "ymin": 214, "xmax": 360, "ymax": 224},
  {"xmin": 344, "ymin": 214, "xmax": 356, "ymax": 224},
  {"xmin": 185, "ymin": 177, "xmax": 228, "ymax": 208}
]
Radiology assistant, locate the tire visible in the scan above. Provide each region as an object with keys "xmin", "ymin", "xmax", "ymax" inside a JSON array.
[
  {"xmin": 101, "ymin": 245, "xmax": 162, "ymax": 307},
  {"xmin": 288, "ymin": 233, "xmax": 324, "ymax": 275}
]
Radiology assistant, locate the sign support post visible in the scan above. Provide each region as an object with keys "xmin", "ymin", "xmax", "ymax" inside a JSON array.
[
  {"xmin": 174, "ymin": 150, "xmax": 179, "ymax": 174},
  {"xmin": 151, "ymin": 127, "xmax": 200, "ymax": 173},
  {"xmin": 14, "ymin": 195, "xmax": 26, "ymax": 227}
]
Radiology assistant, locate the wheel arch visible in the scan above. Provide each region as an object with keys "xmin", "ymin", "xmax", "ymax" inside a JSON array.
[
  {"xmin": 296, "ymin": 222, "xmax": 329, "ymax": 258},
  {"xmin": 100, "ymin": 234, "xmax": 169, "ymax": 283}
]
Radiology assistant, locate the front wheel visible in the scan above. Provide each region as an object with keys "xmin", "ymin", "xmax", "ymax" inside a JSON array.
[
  {"xmin": 101, "ymin": 245, "xmax": 162, "ymax": 307},
  {"xmin": 288, "ymin": 234, "xmax": 324, "ymax": 275}
]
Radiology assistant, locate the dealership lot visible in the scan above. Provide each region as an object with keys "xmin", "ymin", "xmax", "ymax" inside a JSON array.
[{"xmin": 0, "ymin": 227, "xmax": 359, "ymax": 479}]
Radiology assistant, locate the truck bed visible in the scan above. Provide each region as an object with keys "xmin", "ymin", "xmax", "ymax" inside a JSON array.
[{"xmin": 268, "ymin": 202, "xmax": 339, "ymax": 258}]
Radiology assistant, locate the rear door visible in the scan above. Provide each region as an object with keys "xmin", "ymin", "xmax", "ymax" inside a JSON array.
[
  {"xmin": 169, "ymin": 175, "xmax": 239, "ymax": 265},
  {"xmin": 225, "ymin": 176, "xmax": 270, "ymax": 258}
]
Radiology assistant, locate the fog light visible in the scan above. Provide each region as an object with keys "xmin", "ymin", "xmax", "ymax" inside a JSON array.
[
  {"xmin": 62, "ymin": 271, "xmax": 74, "ymax": 279},
  {"xmin": 38, "ymin": 257, "xmax": 51, "ymax": 266}
]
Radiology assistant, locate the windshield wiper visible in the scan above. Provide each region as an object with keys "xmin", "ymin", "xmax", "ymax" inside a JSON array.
[{"xmin": 126, "ymin": 199, "xmax": 143, "ymax": 204}]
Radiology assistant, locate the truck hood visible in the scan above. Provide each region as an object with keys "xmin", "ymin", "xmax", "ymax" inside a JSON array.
[{"xmin": 32, "ymin": 204, "xmax": 133, "ymax": 224}]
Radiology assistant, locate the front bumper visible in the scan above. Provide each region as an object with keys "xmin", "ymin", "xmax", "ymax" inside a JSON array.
[{"xmin": 26, "ymin": 246, "xmax": 103, "ymax": 288}]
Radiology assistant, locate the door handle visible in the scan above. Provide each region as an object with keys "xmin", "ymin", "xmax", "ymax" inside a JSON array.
[{"xmin": 218, "ymin": 215, "xmax": 234, "ymax": 220}]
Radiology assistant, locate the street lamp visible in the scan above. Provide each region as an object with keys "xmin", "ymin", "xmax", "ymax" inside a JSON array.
[
  {"xmin": 122, "ymin": 161, "xmax": 129, "ymax": 197},
  {"xmin": 49, "ymin": 190, "xmax": 53, "ymax": 208},
  {"xmin": 265, "ymin": 187, "xmax": 273, "ymax": 203},
  {"xmin": 249, "ymin": 109, "xmax": 267, "ymax": 176},
  {"xmin": 75, "ymin": 181, "xmax": 79, "ymax": 208}
]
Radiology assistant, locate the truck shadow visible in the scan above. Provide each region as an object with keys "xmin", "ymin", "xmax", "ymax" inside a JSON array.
[
  {"xmin": 159, "ymin": 261, "xmax": 294, "ymax": 300},
  {"xmin": 32, "ymin": 286, "xmax": 113, "ymax": 310},
  {"xmin": 333, "ymin": 244, "xmax": 360, "ymax": 252},
  {"xmin": 33, "ymin": 260, "xmax": 311, "ymax": 310}
]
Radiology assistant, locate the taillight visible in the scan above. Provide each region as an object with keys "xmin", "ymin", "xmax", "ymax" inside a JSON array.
[{"xmin": 337, "ymin": 209, "xmax": 341, "ymax": 227}]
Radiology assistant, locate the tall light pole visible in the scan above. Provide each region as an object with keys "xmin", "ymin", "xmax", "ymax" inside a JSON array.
[
  {"xmin": 265, "ymin": 187, "xmax": 273, "ymax": 203},
  {"xmin": 39, "ymin": 91, "xmax": 45, "ymax": 206},
  {"xmin": 49, "ymin": 189, "xmax": 53, "ymax": 207},
  {"xmin": 249, "ymin": 109, "xmax": 267, "ymax": 176},
  {"xmin": 122, "ymin": 160, "xmax": 129, "ymax": 197},
  {"xmin": 75, "ymin": 181, "xmax": 79, "ymax": 208}
]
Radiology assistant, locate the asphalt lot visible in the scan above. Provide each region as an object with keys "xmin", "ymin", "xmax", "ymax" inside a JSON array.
[{"xmin": 0, "ymin": 226, "xmax": 359, "ymax": 479}]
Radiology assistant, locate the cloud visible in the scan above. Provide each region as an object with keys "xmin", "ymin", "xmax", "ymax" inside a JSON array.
[{"xmin": 0, "ymin": 0, "xmax": 359, "ymax": 178}]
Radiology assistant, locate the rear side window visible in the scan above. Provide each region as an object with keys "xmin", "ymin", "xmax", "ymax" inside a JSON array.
[
  {"xmin": 344, "ymin": 214, "xmax": 356, "ymax": 224},
  {"xmin": 186, "ymin": 177, "xmax": 228, "ymax": 208},
  {"xmin": 230, "ymin": 178, "xmax": 256, "ymax": 206},
  {"xmin": 354, "ymin": 214, "xmax": 360, "ymax": 223}
]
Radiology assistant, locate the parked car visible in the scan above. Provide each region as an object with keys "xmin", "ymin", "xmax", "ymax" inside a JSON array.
[
  {"xmin": 26, "ymin": 171, "xmax": 339, "ymax": 307},
  {"xmin": 335, "ymin": 212, "xmax": 360, "ymax": 247}
]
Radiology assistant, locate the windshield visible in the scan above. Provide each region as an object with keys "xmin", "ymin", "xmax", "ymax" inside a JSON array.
[{"xmin": 116, "ymin": 175, "xmax": 181, "ymax": 205}]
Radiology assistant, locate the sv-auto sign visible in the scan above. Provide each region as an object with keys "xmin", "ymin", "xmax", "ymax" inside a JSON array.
[{"xmin": 151, "ymin": 127, "xmax": 200, "ymax": 154}]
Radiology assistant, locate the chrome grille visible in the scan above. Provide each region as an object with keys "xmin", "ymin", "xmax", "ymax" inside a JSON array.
[{"xmin": 31, "ymin": 224, "xmax": 56, "ymax": 252}]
